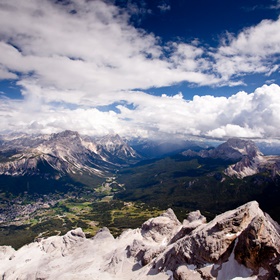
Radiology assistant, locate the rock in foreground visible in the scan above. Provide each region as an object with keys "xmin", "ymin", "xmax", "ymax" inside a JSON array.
[{"xmin": 0, "ymin": 201, "xmax": 279, "ymax": 280}]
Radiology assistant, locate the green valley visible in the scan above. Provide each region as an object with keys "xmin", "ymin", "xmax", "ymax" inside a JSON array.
[{"xmin": 1, "ymin": 152, "xmax": 280, "ymax": 249}]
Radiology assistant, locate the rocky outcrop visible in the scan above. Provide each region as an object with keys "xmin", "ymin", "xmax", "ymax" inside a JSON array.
[
  {"xmin": 153, "ymin": 201, "xmax": 280, "ymax": 279},
  {"xmin": 183, "ymin": 138, "xmax": 262, "ymax": 161},
  {"xmin": 0, "ymin": 201, "xmax": 279, "ymax": 280},
  {"xmin": 225, "ymin": 154, "xmax": 280, "ymax": 179},
  {"xmin": 141, "ymin": 208, "xmax": 181, "ymax": 243},
  {"xmin": 183, "ymin": 138, "xmax": 280, "ymax": 179}
]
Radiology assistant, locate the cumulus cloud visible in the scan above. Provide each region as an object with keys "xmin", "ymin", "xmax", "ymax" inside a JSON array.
[
  {"xmin": 0, "ymin": 1, "xmax": 280, "ymax": 139},
  {"xmin": 0, "ymin": 0, "xmax": 279, "ymax": 100},
  {"xmin": 214, "ymin": 17, "xmax": 280, "ymax": 82},
  {"xmin": 1, "ymin": 83, "xmax": 280, "ymax": 140},
  {"xmin": 0, "ymin": 0, "xmax": 216, "ymax": 107}
]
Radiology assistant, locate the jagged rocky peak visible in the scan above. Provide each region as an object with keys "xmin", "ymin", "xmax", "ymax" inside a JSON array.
[
  {"xmin": 44, "ymin": 130, "xmax": 83, "ymax": 151},
  {"xmin": 96, "ymin": 133, "xmax": 124, "ymax": 146},
  {"xmin": 96, "ymin": 133, "xmax": 141, "ymax": 160},
  {"xmin": 218, "ymin": 137, "xmax": 263, "ymax": 159},
  {"xmin": 182, "ymin": 137, "xmax": 280, "ymax": 179},
  {"xmin": 183, "ymin": 137, "xmax": 263, "ymax": 161},
  {"xmin": 1, "ymin": 201, "xmax": 279, "ymax": 279},
  {"xmin": 223, "ymin": 139, "xmax": 280, "ymax": 179},
  {"xmin": 49, "ymin": 130, "xmax": 81, "ymax": 141},
  {"xmin": 153, "ymin": 201, "xmax": 280, "ymax": 279},
  {"xmin": 0, "ymin": 130, "xmax": 142, "ymax": 177},
  {"xmin": 206, "ymin": 137, "xmax": 262, "ymax": 160}
]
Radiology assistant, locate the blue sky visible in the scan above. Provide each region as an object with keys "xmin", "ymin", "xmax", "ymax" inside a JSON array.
[
  {"xmin": 126, "ymin": 0, "xmax": 280, "ymax": 97},
  {"xmin": 0, "ymin": 0, "xmax": 280, "ymax": 139}
]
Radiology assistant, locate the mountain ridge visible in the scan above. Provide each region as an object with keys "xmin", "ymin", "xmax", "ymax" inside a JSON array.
[
  {"xmin": 0, "ymin": 130, "xmax": 142, "ymax": 178},
  {"xmin": 183, "ymin": 137, "xmax": 280, "ymax": 178},
  {"xmin": 2, "ymin": 133, "xmax": 280, "ymax": 180}
]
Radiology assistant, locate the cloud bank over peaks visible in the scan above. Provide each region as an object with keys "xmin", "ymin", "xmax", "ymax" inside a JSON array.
[{"xmin": 1, "ymin": 84, "xmax": 280, "ymax": 140}]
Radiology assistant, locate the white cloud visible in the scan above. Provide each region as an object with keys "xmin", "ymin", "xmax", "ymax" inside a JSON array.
[
  {"xmin": 1, "ymin": 83, "xmax": 280, "ymax": 140},
  {"xmin": 168, "ymin": 42, "xmax": 207, "ymax": 72},
  {"xmin": 0, "ymin": 0, "xmax": 279, "ymax": 101},
  {"xmin": 0, "ymin": 0, "xmax": 216, "ymax": 107},
  {"xmin": 214, "ymin": 17, "xmax": 280, "ymax": 81},
  {"xmin": 158, "ymin": 3, "xmax": 171, "ymax": 12},
  {"xmin": 270, "ymin": 0, "xmax": 280, "ymax": 9},
  {"xmin": 204, "ymin": 84, "xmax": 280, "ymax": 138},
  {"xmin": 0, "ymin": 1, "xmax": 280, "ymax": 139},
  {"xmin": 206, "ymin": 124, "xmax": 264, "ymax": 139},
  {"xmin": 0, "ymin": 65, "xmax": 17, "ymax": 80}
]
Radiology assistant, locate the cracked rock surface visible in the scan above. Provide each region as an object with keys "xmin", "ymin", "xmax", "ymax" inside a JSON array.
[{"xmin": 0, "ymin": 201, "xmax": 279, "ymax": 280}]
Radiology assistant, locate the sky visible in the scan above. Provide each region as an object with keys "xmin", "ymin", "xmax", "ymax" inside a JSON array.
[{"xmin": 0, "ymin": 0, "xmax": 280, "ymax": 140}]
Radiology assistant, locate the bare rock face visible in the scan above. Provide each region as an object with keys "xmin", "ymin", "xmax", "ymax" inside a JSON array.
[
  {"xmin": 141, "ymin": 208, "xmax": 181, "ymax": 243},
  {"xmin": 225, "ymin": 154, "xmax": 280, "ymax": 179},
  {"xmin": 152, "ymin": 201, "xmax": 280, "ymax": 280},
  {"xmin": 0, "ymin": 202, "xmax": 279, "ymax": 280},
  {"xmin": 183, "ymin": 137, "xmax": 280, "ymax": 179},
  {"xmin": 183, "ymin": 138, "xmax": 262, "ymax": 161},
  {"xmin": 234, "ymin": 213, "xmax": 280, "ymax": 276},
  {"xmin": 0, "ymin": 130, "xmax": 142, "ymax": 178},
  {"xmin": 170, "ymin": 210, "xmax": 207, "ymax": 244},
  {"xmin": 0, "ymin": 246, "xmax": 15, "ymax": 261}
]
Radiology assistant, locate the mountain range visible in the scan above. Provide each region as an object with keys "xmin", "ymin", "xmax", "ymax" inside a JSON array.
[
  {"xmin": 1, "ymin": 131, "xmax": 280, "ymax": 280},
  {"xmin": 0, "ymin": 130, "xmax": 141, "ymax": 178},
  {"xmin": 2, "ymin": 131, "xmax": 280, "ymax": 181},
  {"xmin": 0, "ymin": 201, "xmax": 279, "ymax": 280},
  {"xmin": 182, "ymin": 138, "xmax": 280, "ymax": 178}
]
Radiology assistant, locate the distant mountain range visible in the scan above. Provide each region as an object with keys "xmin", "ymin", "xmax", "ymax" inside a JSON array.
[
  {"xmin": 183, "ymin": 138, "xmax": 280, "ymax": 178},
  {"xmin": 128, "ymin": 137, "xmax": 207, "ymax": 158},
  {"xmin": 0, "ymin": 130, "xmax": 141, "ymax": 178},
  {"xmin": 1, "ymin": 131, "xmax": 280, "ymax": 181}
]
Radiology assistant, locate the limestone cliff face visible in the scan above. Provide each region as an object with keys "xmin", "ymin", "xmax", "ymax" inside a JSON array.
[
  {"xmin": 0, "ymin": 130, "xmax": 142, "ymax": 178},
  {"xmin": 0, "ymin": 201, "xmax": 279, "ymax": 280},
  {"xmin": 183, "ymin": 137, "xmax": 280, "ymax": 179},
  {"xmin": 153, "ymin": 201, "xmax": 280, "ymax": 279},
  {"xmin": 183, "ymin": 138, "xmax": 263, "ymax": 161}
]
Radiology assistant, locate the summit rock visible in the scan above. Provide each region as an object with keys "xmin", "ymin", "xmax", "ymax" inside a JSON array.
[{"xmin": 0, "ymin": 201, "xmax": 279, "ymax": 279}]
